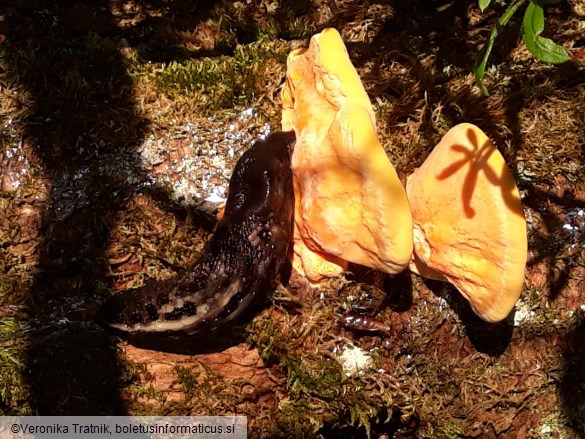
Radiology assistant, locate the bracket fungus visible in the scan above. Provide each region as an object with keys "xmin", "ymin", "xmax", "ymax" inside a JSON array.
[
  {"xmin": 281, "ymin": 29, "xmax": 526, "ymax": 323},
  {"xmin": 282, "ymin": 28, "xmax": 413, "ymax": 282},
  {"xmin": 406, "ymin": 123, "xmax": 528, "ymax": 322}
]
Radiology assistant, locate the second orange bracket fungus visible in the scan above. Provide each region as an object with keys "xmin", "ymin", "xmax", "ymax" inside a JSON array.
[
  {"xmin": 406, "ymin": 123, "xmax": 528, "ymax": 322},
  {"xmin": 282, "ymin": 28, "xmax": 413, "ymax": 283}
]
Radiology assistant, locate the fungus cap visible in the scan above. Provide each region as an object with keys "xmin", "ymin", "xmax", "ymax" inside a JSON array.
[
  {"xmin": 406, "ymin": 123, "xmax": 527, "ymax": 322},
  {"xmin": 283, "ymin": 28, "xmax": 413, "ymax": 282}
]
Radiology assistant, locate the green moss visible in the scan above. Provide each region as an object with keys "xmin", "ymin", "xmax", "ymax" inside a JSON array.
[
  {"xmin": 0, "ymin": 277, "xmax": 20, "ymax": 306},
  {"xmin": 174, "ymin": 365, "xmax": 201, "ymax": 395},
  {"xmin": 127, "ymin": 383, "xmax": 166, "ymax": 404},
  {"xmin": 142, "ymin": 363, "xmax": 246, "ymax": 417},
  {"xmin": 0, "ymin": 317, "xmax": 31, "ymax": 415},
  {"xmin": 23, "ymin": 325, "xmax": 132, "ymax": 414},
  {"xmin": 248, "ymin": 304, "xmax": 409, "ymax": 436},
  {"xmin": 214, "ymin": 0, "xmax": 317, "ymax": 41},
  {"xmin": 151, "ymin": 38, "xmax": 289, "ymax": 111}
]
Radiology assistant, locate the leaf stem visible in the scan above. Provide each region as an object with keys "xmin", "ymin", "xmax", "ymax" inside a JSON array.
[{"xmin": 475, "ymin": 0, "xmax": 527, "ymax": 96}]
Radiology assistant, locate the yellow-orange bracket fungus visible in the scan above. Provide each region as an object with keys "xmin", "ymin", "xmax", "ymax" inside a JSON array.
[
  {"xmin": 406, "ymin": 123, "xmax": 528, "ymax": 322},
  {"xmin": 282, "ymin": 28, "xmax": 413, "ymax": 283}
]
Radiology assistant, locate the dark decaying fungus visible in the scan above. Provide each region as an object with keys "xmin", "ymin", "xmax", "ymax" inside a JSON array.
[{"xmin": 96, "ymin": 131, "xmax": 296, "ymax": 335}]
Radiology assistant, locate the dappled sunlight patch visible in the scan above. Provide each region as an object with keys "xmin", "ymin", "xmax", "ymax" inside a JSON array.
[{"xmin": 135, "ymin": 108, "xmax": 272, "ymax": 206}]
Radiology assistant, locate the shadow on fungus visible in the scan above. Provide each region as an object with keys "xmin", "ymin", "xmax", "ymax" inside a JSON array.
[
  {"xmin": 435, "ymin": 127, "xmax": 525, "ymax": 221},
  {"xmin": 1, "ymin": 0, "xmax": 220, "ymax": 414}
]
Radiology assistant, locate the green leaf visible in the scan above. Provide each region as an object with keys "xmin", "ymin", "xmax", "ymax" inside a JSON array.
[
  {"xmin": 475, "ymin": 0, "xmax": 526, "ymax": 95},
  {"xmin": 522, "ymin": 1, "xmax": 570, "ymax": 63},
  {"xmin": 479, "ymin": 0, "xmax": 492, "ymax": 12}
]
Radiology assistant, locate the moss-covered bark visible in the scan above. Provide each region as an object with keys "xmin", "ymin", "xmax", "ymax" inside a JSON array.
[{"xmin": 1, "ymin": 0, "xmax": 583, "ymax": 436}]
